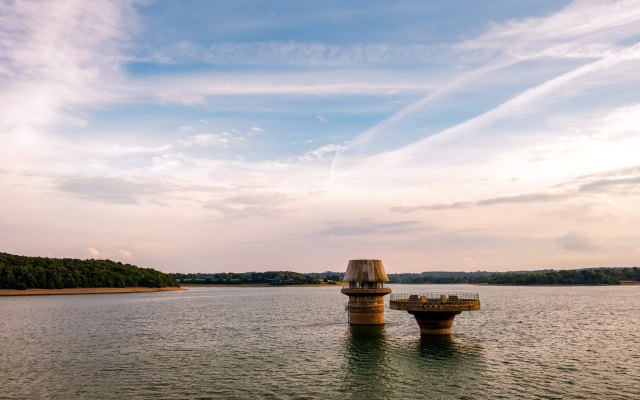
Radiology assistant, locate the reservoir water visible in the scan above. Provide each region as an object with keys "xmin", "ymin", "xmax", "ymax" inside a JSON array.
[{"xmin": 1, "ymin": 284, "xmax": 639, "ymax": 399}]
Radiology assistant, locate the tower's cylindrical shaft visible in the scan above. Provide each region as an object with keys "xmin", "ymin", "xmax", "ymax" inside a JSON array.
[
  {"xmin": 409, "ymin": 311, "xmax": 461, "ymax": 335},
  {"xmin": 348, "ymin": 295, "xmax": 386, "ymax": 325}
]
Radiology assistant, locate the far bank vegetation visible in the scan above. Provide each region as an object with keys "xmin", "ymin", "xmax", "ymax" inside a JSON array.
[
  {"xmin": 387, "ymin": 267, "xmax": 640, "ymax": 285},
  {"xmin": 173, "ymin": 271, "xmax": 334, "ymax": 286},
  {"xmin": 174, "ymin": 268, "xmax": 640, "ymax": 286},
  {"xmin": 0, "ymin": 252, "xmax": 179, "ymax": 290}
]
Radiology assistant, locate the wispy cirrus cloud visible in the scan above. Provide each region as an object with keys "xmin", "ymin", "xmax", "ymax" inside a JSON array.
[
  {"xmin": 294, "ymin": 144, "xmax": 345, "ymax": 162},
  {"xmin": 392, "ymin": 192, "xmax": 570, "ymax": 213},
  {"xmin": 318, "ymin": 219, "xmax": 426, "ymax": 237},
  {"xmin": 461, "ymin": 0, "xmax": 640, "ymax": 58},
  {"xmin": 58, "ymin": 176, "xmax": 167, "ymax": 204},
  {"xmin": 0, "ymin": 0, "xmax": 139, "ymax": 182},
  {"xmin": 0, "ymin": 1, "xmax": 136, "ymax": 133},
  {"xmin": 142, "ymin": 69, "xmax": 433, "ymax": 101},
  {"xmin": 345, "ymin": 0, "xmax": 640, "ymax": 154},
  {"xmin": 155, "ymin": 91, "xmax": 206, "ymax": 106},
  {"xmin": 205, "ymin": 190, "xmax": 294, "ymax": 220},
  {"xmin": 556, "ymin": 231, "xmax": 600, "ymax": 252},
  {"xmin": 179, "ymin": 132, "xmax": 232, "ymax": 147},
  {"xmin": 141, "ymin": 41, "xmax": 442, "ymax": 67},
  {"xmin": 362, "ymin": 42, "xmax": 640, "ymax": 162},
  {"xmin": 392, "ymin": 167, "xmax": 640, "ymax": 213}
]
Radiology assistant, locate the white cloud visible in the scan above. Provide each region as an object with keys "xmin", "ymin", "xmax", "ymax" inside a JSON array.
[
  {"xmin": 58, "ymin": 176, "xmax": 166, "ymax": 204},
  {"xmin": 0, "ymin": 1, "xmax": 137, "ymax": 173},
  {"xmin": 142, "ymin": 41, "xmax": 440, "ymax": 67},
  {"xmin": 116, "ymin": 249, "xmax": 134, "ymax": 261},
  {"xmin": 155, "ymin": 91, "xmax": 206, "ymax": 106},
  {"xmin": 87, "ymin": 247, "xmax": 106, "ymax": 259},
  {"xmin": 295, "ymin": 144, "xmax": 345, "ymax": 162},
  {"xmin": 461, "ymin": 0, "xmax": 640, "ymax": 59},
  {"xmin": 0, "ymin": 1, "xmax": 135, "ymax": 130},
  {"xmin": 587, "ymin": 103, "xmax": 640, "ymax": 139},
  {"xmin": 136, "ymin": 69, "xmax": 434, "ymax": 98},
  {"xmin": 179, "ymin": 132, "xmax": 231, "ymax": 147},
  {"xmin": 556, "ymin": 231, "xmax": 600, "ymax": 252},
  {"xmin": 86, "ymin": 247, "xmax": 134, "ymax": 261},
  {"xmin": 205, "ymin": 190, "xmax": 294, "ymax": 220},
  {"xmin": 347, "ymin": 0, "xmax": 640, "ymax": 152}
]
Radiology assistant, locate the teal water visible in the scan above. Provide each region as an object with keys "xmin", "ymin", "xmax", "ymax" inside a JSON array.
[{"xmin": 1, "ymin": 285, "xmax": 639, "ymax": 399}]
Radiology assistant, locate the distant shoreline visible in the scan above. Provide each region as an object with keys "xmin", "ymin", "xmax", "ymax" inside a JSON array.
[
  {"xmin": 182, "ymin": 282, "xmax": 348, "ymax": 288},
  {"xmin": 0, "ymin": 287, "xmax": 186, "ymax": 296},
  {"xmin": 398, "ymin": 282, "xmax": 640, "ymax": 287}
]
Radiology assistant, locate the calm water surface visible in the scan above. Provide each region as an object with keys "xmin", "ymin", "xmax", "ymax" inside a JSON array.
[{"xmin": 1, "ymin": 285, "xmax": 639, "ymax": 399}]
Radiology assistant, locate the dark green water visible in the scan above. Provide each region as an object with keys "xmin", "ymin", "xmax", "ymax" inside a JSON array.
[{"xmin": 1, "ymin": 285, "xmax": 639, "ymax": 399}]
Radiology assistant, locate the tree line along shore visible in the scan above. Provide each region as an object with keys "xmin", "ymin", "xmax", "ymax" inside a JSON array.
[
  {"xmin": 174, "ymin": 271, "xmax": 329, "ymax": 286},
  {"xmin": 390, "ymin": 268, "xmax": 639, "ymax": 285},
  {"xmin": 175, "ymin": 267, "xmax": 640, "ymax": 286},
  {"xmin": 388, "ymin": 268, "xmax": 640, "ymax": 285},
  {"xmin": 0, "ymin": 252, "xmax": 178, "ymax": 290}
]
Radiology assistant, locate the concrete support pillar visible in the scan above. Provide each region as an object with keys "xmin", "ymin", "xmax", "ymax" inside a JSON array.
[{"xmin": 409, "ymin": 311, "xmax": 461, "ymax": 335}]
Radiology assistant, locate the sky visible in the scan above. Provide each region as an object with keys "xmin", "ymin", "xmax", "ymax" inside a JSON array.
[{"xmin": 1, "ymin": 0, "xmax": 640, "ymax": 273}]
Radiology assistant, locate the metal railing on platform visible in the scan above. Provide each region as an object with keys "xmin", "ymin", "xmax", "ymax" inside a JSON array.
[{"xmin": 390, "ymin": 292, "xmax": 479, "ymax": 301}]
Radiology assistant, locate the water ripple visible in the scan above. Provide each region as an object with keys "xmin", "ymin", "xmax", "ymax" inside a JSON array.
[{"xmin": 1, "ymin": 285, "xmax": 639, "ymax": 399}]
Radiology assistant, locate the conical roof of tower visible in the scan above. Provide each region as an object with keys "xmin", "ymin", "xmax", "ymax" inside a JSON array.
[{"xmin": 344, "ymin": 259, "xmax": 389, "ymax": 283}]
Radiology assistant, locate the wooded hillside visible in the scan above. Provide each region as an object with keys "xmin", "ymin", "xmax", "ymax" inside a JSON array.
[{"xmin": 0, "ymin": 252, "xmax": 178, "ymax": 290}]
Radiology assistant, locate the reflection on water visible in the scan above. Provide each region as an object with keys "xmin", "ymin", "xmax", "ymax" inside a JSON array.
[
  {"xmin": 381, "ymin": 334, "xmax": 487, "ymax": 398},
  {"xmin": 417, "ymin": 334, "xmax": 457, "ymax": 359},
  {"xmin": 417, "ymin": 334, "xmax": 485, "ymax": 362},
  {"xmin": 343, "ymin": 325, "xmax": 391, "ymax": 400},
  {"xmin": 347, "ymin": 324, "xmax": 387, "ymax": 342},
  {"xmin": 343, "ymin": 325, "xmax": 487, "ymax": 399}
]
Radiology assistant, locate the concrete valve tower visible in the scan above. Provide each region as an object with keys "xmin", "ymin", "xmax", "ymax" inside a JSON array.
[{"xmin": 341, "ymin": 259, "xmax": 392, "ymax": 325}]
